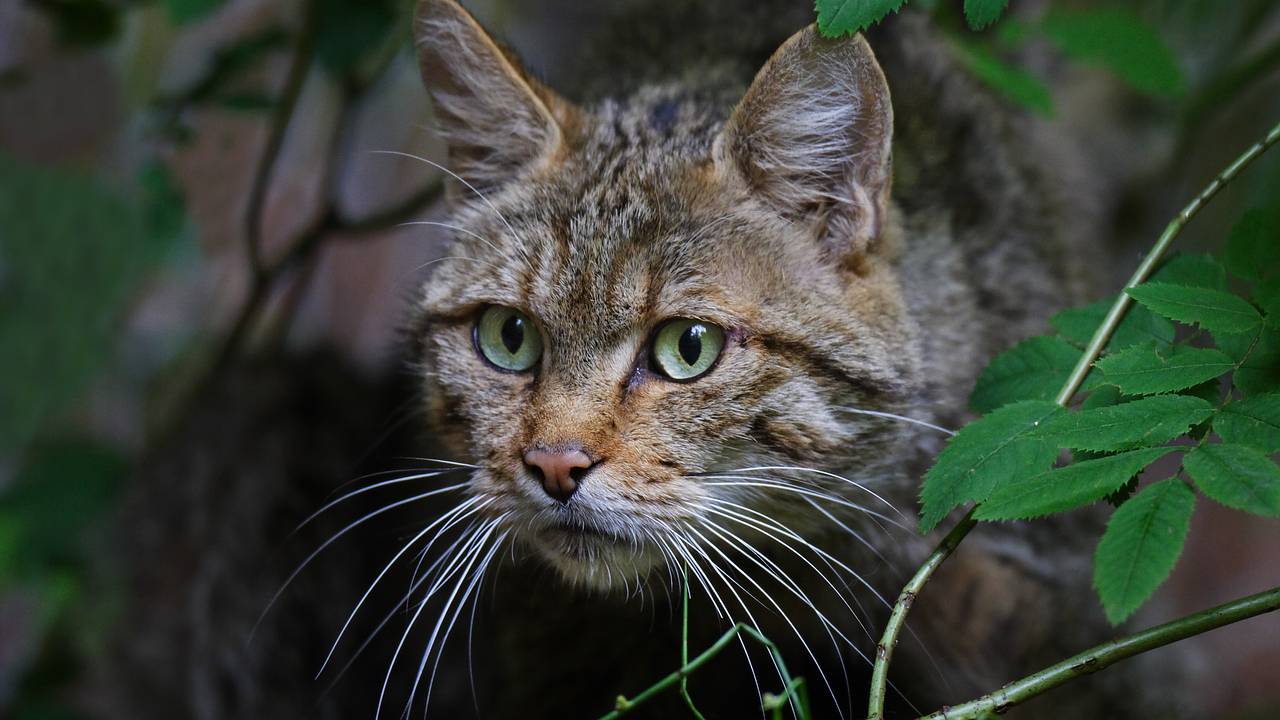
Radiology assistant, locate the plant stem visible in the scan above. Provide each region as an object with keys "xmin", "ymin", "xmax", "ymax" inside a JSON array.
[
  {"xmin": 865, "ymin": 508, "xmax": 975, "ymax": 718},
  {"xmin": 679, "ymin": 570, "xmax": 708, "ymax": 720},
  {"xmin": 244, "ymin": 4, "xmax": 318, "ymax": 281},
  {"xmin": 865, "ymin": 116, "xmax": 1280, "ymax": 720},
  {"xmin": 601, "ymin": 621, "xmax": 806, "ymax": 720},
  {"xmin": 1055, "ymin": 117, "xmax": 1280, "ymax": 406},
  {"xmin": 917, "ymin": 585, "xmax": 1280, "ymax": 720}
]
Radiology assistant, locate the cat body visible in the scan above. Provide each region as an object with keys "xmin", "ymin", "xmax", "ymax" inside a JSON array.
[{"xmin": 404, "ymin": 0, "xmax": 1183, "ymax": 717}]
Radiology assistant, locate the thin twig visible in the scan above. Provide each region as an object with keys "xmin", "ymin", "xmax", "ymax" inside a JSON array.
[
  {"xmin": 244, "ymin": 6, "xmax": 318, "ymax": 282},
  {"xmin": 599, "ymin": 621, "xmax": 806, "ymax": 720},
  {"xmin": 865, "ymin": 116, "xmax": 1280, "ymax": 720},
  {"xmin": 917, "ymin": 585, "xmax": 1280, "ymax": 720}
]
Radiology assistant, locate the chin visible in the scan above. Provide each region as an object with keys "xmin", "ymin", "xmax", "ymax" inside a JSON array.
[{"xmin": 528, "ymin": 524, "xmax": 666, "ymax": 592}]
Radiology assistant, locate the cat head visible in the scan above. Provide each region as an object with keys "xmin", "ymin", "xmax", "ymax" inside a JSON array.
[{"xmin": 410, "ymin": 0, "xmax": 919, "ymax": 590}]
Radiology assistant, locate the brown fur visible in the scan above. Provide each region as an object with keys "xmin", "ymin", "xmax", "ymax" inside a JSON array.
[{"xmin": 401, "ymin": 0, "xmax": 1195, "ymax": 716}]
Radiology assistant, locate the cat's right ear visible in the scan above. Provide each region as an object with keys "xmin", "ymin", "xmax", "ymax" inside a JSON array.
[{"xmin": 415, "ymin": 0, "xmax": 577, "ymax": 192}]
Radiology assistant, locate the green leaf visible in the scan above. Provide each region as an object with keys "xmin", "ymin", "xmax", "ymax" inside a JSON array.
[
  {"xmin": 1126, "ymin": 282, "xmax": 1262, "ymax": 334},
  {"xmin": 1151, "ymin": 253, "xmax": 1226, "ymax": 290},
  {"xmin": 163, "ymin": 0, "xmax": 226, "ymax": 25},
  {"xmin": 1096, "ymin": 344, "xmax": 1235, "ymax": 396},
  {"xmin": 1081, "ymin": 384, "xmax": 1122, "ymax": 410},
  {"xmin": 1215, "ymin": 394, "xmax": 1280, "ymax": 453},
  {"xmin": 1041, "ymin": 7, "xmax": 1185, "ymax": 98},
  {"xmin": 1094, "ymin": 478, "xmax": 1195, "ymax": 624},
  {"xmin": 1219, "ymin": 327, "xmax": 1280, "ymax": 396},
  {"xmin": 963, "ymin": 0, "xmax": 1008, "ymax": 30},
  {"xmin": 919, "ymin": 400, "xmax": 1063, "ymax": 532},
  {"xmin": 1183, "ymin": 444, "xmax": 1280, "ymax": 517},
  {"xmin": 0, "ymin": 439, "xmax": 126, "ymax": 580},
  {"xmin": 315, "ymin": 0, "xmax": 398, "ymax": 76},
  {"xmin": 815, "ymin": 0, "xmax": 908, "ymax": 37},
  {"xmin": 1033, "ymin": 395, "xmax": 1214, "ymax": 452},
  {"xmin": 1224, "ymin": 209, "xmax": 1280, "ymax": 284},
  {"xmin": 1256, "ymin": 279, "xmax": 1280, "ymax": 316},
  {"xmin": 977, "ymin": 447, "xmax": 1177, "ymax": 521},
  {"xmin": 1051, "ymin": 297, "xmax": 1175, "ymax": 353},
  {"xmin": 951, "ymin": 40, "xmax": 1054, "ymax": 116},
  {"xmin": 970, "ymin": 335, "xmax": 1080, "ymax": 413}
]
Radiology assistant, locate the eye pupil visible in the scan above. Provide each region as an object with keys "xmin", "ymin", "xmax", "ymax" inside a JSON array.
[
  {"xmin": 500, "ymin": 315, "xmax": 525, "ymax": 354},
  {"xmin": 678, "ymin": 324, "xmax": 704, "ymax": 365}
]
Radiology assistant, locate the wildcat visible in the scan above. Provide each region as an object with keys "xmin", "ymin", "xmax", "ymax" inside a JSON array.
[
  {"xmin": 94, "ymin": 0, "xmax": 1198, "ymax": 718},
  {"xmin": 400, "ymin": 0, "xmax": 1202, "ymax": 717}
]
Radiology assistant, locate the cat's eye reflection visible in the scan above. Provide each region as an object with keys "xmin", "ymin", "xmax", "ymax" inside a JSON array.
[
  {"xmin": 651, "ymin": 319, "xmax": 725, "ymax": 381},
  {"xmin": 475, "ymin": 305, "xmax": 543, "ymax": 371}
]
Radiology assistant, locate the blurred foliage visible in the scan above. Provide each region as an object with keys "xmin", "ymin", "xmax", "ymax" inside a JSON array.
[
  {"xmin": 2, "ymin": 0, "xmax": 1278, "ymax": 717},
  {"xmin": 314, "ymin": 0, "xmax": 400, "ymax": 77},
  {"xmin": 0, "ymin": 155, "xmax": 184, "ymax": 457},
  {"xmin": 1, "ymin": 439, "xmax": 126, "ymax": 720}
]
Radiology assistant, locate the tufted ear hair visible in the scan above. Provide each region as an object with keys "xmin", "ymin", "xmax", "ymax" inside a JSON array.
[
  {"xmin": 414, "ymin": 0, "xmax": 578, "ymax": 193},
  {"xmin": 714, "ymin": 26, "xmax": 893, "ymax": 268}
]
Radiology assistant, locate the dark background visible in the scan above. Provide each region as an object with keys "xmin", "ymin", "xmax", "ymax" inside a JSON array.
[{"xmin": 1, "ymin": 0, "xmax": 1279, "ymax": 717}]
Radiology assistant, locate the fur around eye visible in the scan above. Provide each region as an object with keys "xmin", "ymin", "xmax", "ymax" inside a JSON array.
[
  {"xmin": 651, "ymin": 319, "xmax": 725, "ymax": 381},
  {"xmin": 475, "ymin": 306, "xmax": 543, "ymax": 372}
]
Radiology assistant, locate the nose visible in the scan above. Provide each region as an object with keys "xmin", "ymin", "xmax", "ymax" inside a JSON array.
[{"xmin": 523, "ymin": 447, "xmax": 594, "ymax": 503}]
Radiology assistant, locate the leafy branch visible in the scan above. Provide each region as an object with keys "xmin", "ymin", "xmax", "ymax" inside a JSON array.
[{"xmin": 868, "ymin": 116, "xmax": 1280, "ymax": 719}]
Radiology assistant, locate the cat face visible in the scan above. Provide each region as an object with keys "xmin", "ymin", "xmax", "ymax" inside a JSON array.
[{"xmin": 411, "ymin": 0, "xmax": 918, "ymax": 590}]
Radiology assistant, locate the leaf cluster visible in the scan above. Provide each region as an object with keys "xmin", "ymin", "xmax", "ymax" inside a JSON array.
[{"xmin": 920, "ymin": 216, "xmax": 1280, "ymax": 623}]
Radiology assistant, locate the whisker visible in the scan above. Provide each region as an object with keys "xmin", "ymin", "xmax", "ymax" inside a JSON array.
[
  {"xmin": 398, "ymin": 220, "xmax": 508, "ymax": 258},
  {"xmin": 298, "ymin": 471, "xmax": 467, "ymax": 530},
  {"xmin": 420, "ymin": 528, "xmax": 510, "ymax": 714},
  {"xmin": 718, "ymin": 465, "xmax": 907, "ymax": 521},
  {"xmin": 695, "ymin": 519, "xmax": 854, "ymax": 719},
  {"xmin": 697, "ymin": 477, "xmax": 911, "ymax": 534},
  {"xmin": 253, "ymin": 484, "xmax": 469, "ymax": 641},
  {"xmin": 835, "ymin": 406, "xmax": 955, "ymax": 436},
  {"xmin": 664, "ymin": 533, "xmax": 770, "ymax": 719},
  {"xmin": 377, "ymin": 518, "xmax": 499, "ymax": 720},
  {"xmin": 371, "ymin": 150, "xmax": 530, "ymax": 253},
  {"xmin": 316, "ymin": 496, "xmax": 488, "ymax": 676}
]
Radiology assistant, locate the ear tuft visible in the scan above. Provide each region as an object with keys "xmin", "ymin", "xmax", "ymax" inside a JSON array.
[
  {"xmin": 415, "ymin": 0, "xmax": 576, "ymax": 192},
  {"xmin": 716, "ymin": 26, "xmax": 893, "ymax": 266}
]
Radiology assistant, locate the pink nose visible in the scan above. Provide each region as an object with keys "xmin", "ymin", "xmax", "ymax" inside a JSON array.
[{"xmin": 523, "ymin": 447, "xmax": 593, "ymax": 503}]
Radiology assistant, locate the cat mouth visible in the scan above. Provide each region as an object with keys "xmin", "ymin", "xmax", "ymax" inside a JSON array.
[{"xmin": 532, "ymin": 519, "xmax": 628, "ymax": 560}]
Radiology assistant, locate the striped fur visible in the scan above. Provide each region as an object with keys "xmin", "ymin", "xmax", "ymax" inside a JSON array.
[{"xmin": 402, "ymin": 1, "xmax": 1196, "ymax": 716}]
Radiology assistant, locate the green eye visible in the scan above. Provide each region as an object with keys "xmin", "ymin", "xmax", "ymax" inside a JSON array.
[
  {"xmin": 652, "ymin": 319, "xmax": 725, "ymax": 381},
  {"xmin": 475, "ymin": 306, "xmax": 543, "ymax": 372}
]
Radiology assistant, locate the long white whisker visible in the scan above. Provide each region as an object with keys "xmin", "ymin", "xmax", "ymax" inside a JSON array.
[
  {"xmin": 665, "ymin": 532, "xmax": 770, "ymax": 719},
  {"xmin": 398, "ymin": 220, "xmax": 507, "ymax": 257},
  {"xmin": 298, "ymin": 473, "xmax": 466, "ymax": 530},
  {"xmin": 317, "ymin": 496, "xmax": 488, "ymax": 676},
  {"xmin": 675, "ymin": 530, "xmax": 804, "ymax": 719},
  {"xmin": 422, "ymin": 529, "xmax": 509, "ymax": 714},
  {"xmin": 376, "ymin": 518, "xmax": 498, "ymax": 720},
  {"xmin": 254, "ymin": 484, "xmax": 468, "ymax": 641},
  {"xmin": 371, "ymin": 150, "xmax": 529, "ymax": 250},
  {"xmin": 699, "ymin": 477, "xmax": 910, "ymax": 533},
  {"xmin": 721, "ymin": 465, "xmax": 907, "ymax": 521},
  {"xmin": 696, "ymin": 519, "xmax": 854, "ymax": 720},
  {"xmin": 836, "ymin": 406, "xmax": 955, "ymax": 436}
]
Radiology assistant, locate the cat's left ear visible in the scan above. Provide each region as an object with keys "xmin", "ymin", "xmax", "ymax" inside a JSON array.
[
  {"xmin": 415, "ymin": 0, "xmax": 577, "ymax": 192},
  {"xmin": 714, "ymin": 26, "xmax": 893, "ymax": 269}
]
